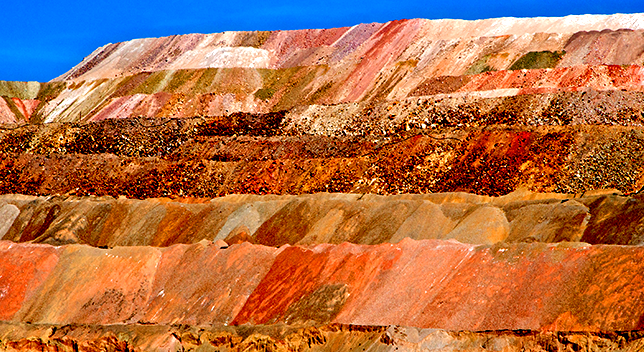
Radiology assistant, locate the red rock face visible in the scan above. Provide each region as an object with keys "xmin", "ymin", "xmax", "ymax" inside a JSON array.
[
  {"xmin": 233, "ymin": 240, "xmax": 644, "ymax": 331},
  {"xmin": 139, "ymin": 242, "xmax": 280, "ymax": 325},
  {"xmin": 10, "ymin": 98, "xmax": 39, "ymax": 121},
  {"xmin": 0, "ymin": 239, "xmax": 643, "ymax": 333},
  {"xmin": 1, "ymin": 241, "xmax": 280, "ymax": 326},
  {"xmin": 0, "ymin": 98, "xmax": 18, "ymax": 123},
  {"xmin": 0, "ymin": 242, "xmax": 59, "ymax": 320},
  {"xmin": 15, "ymin": 245, "xmax": 161, "ymax": 324}
]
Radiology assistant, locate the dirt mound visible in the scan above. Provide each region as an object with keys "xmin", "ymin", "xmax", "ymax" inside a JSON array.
[{"xmin": 2, "ymin": 14, "xmax": 644, "ymax": 351}]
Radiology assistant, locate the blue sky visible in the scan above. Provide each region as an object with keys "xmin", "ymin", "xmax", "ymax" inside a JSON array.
[{"xmin": 2, "ymin": 0, "xmax": 642, "ymax": 82}]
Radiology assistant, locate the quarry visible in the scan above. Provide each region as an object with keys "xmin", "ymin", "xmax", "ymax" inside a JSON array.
[{"xmin": 1, "ymin": 13, "xmax": 644, "ymax": 351}]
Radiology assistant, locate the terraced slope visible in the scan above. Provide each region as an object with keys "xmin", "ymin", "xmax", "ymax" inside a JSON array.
[
  {"xmin": 2, "ymin": 117, "xmax": 644, "ymax": 198},
  {"xmin": 2, "ymin": 13, "xmax": 644, "ymax": 352},
  {"xmin": 1, "ymin": 15, "xmax": 644, "ymax": 198},
  {"xmin": 2, "ymin": 15, "xmax": 644, "ymax": 125},
  {"xmin": 2, "ymin": 239, "xmax": 644, "ymax": 351},
  {"xmin": 3, "ymin": 191, "xmax": 643, "ymax": 247},
  {"xmin": 1, "ymin": 239, "xmax": 644, "ymax": 329}
]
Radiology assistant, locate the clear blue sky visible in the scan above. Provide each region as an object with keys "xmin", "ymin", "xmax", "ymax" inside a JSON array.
[{"xmin": 1, "ymin": 0, "xmax": 642, "ymax": 82}]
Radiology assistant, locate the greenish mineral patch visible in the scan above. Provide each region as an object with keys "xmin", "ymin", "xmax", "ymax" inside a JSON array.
[
  {"xmin": 254, "ymin": 87, "xmax": 276, "ymax": 101},
  {"xmin": 271, "ymin": 66, "xmax": 328, "ymax": 111},
  {"xmin": 236, "ymin": 31, "xmax": 271, "ymax": 48},
  {"xmin": 308, "ymin": 81, "xmax": 334, "ymax": 104},
  {"xmin": 465, "ymin": 55, "xmax": 496, "ymax": 75},
  {"xmin": 509, "ymin": 51, "xmax": 566, "ymax": 70},
  {"xmin": 36, "ymin": 82, "xmax": 67, "ymax": 102},
  {"xmin": 192, "ymin": 68, "xmax": 220, "ymax": 94},
  {"xmin": 0, "ymin": 80, "xmax": 41, "ymax": 100},
  {"xmin": 254, "ymin": 67, "xmax": 305, "ymax": 101},
  {"xmin": 165, "ymin": 69, "xmax": 197, "ymax": 93},
  {"xmin": 130, "ymin": 71, "xmax": 172, "ymax": 95},
  {"xmin": 109, "ymin": 73, "xmax": 152, "ymax": 97}
]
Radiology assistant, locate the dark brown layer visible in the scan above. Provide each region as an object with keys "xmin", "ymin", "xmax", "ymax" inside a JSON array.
[
  {"xmin": 1, "ymin": 122, "xmax": 643, "ymax": 197},
  {"xmin": 1, "ymin": 322, "xmax": 644, "ymax": 352}
]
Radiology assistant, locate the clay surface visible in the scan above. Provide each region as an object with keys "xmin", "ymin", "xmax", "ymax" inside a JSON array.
[{"xmin": 0, "ymin": 239, "xmax": 643, "ymax": 333}]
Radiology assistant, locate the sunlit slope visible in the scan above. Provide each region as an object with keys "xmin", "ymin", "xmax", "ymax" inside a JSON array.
[
  {"xmin": 2, "ymin": 239, "xmax": 644, "ymax": 332},
  {"xmin": 1, "ymin": 15, "xmax": 644, "ymax": 124},
  {"xmin": 2, "ymin": 14, "xmax": 644, "ymax": 352},
  {"xmin": 3, "ymin": 191, "xmax": 640, "ymax": 247}
]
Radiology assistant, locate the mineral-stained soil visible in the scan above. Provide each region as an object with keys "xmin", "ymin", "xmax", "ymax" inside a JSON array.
[
  {"xmin": 1, "ymin": 118, "xmax": 644, "ymax": 198},
  {"xmin": 3, "ymin": 191, "xmax": 643, "ymax": 247},
  {"xmin": 2, "ymin": 13, "xmax": 644, "ymax": 351},
  {"xmin": 2, "ymin": 239, "xmax": 644, "ymax": 332}
]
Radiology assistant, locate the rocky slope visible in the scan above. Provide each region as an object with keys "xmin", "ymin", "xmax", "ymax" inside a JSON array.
[
  {"xmin": 2, "ymin": 13, "xmax": 644, "ymax": 351},
  {"xmin": 4, "ymin": 322, "xmax": 644, "ymax": 352},
  {"xmin": 1, "ymin": 118, "xmax": 644, "ymax": 198},
  {"xmin": 1, "ymin": 14, "xmax": 644, "ymax": 126},
  {"xmin": 2, "ymin": 239, "xmax": 644, "ymax": 331},
  {"xmin": 3, "ymin": 191, "xmax": 643, "ymax": 247}
]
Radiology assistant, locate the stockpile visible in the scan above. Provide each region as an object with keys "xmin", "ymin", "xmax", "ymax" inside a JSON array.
[{"xmin": 1, "ymin": 13, "xmax": 644, "ymax": 351}]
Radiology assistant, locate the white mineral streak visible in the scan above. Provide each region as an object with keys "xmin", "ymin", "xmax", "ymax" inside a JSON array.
[
  {"xmin": 56, "ymin": 35, "xmax": 272, "ymax": 82},
  {"xmin": 42, "ymin": 83, "xmax": 99, "ymax": 123},
  {"xmin": 418, "ymin": 13, "xmax": 644, "ymax": 40},
  {"xmin": 167, "ymin": 33, "xmax": 272, "ymax": 70},
  {"xmin": 0, "ymin": 204, "xmax": 20, "ymax": 240},
  {"xmin": 201, "ymin": 47, "xmax": 271, "ymax": 69}
]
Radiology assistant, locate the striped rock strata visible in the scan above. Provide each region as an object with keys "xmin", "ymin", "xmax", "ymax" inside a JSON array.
[
  {"xmin": 3, "ymin": 191, "xmax": 643, "ymax": 247},
  {"xmin": 2, "ymin": 13, "xmax": 644, "ymax": 352},
  {"xmin": 2, "ymin": 239, "xmax": 644, "ymax": 332},
  {"xmin": 1, "ymin": 15, "xmax": 644, "ymax": 125}
]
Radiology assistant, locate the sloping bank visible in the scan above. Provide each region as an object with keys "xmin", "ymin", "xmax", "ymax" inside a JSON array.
[
  {"xmin": 3, "ymin": 190, "xmax": 643, "ymax": 247},
  {"xmin": 1, "ymin": 239, "xmax": 644, "ymax": 332}
]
